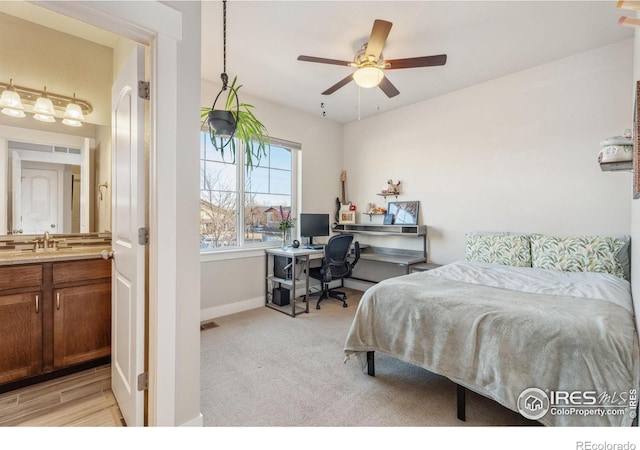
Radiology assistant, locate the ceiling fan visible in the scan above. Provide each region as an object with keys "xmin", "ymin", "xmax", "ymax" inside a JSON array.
[{"xmin": 297, "ymin": 19, "xmax": 447, "ymax": 98}]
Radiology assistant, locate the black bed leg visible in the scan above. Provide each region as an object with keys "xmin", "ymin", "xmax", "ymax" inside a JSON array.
[
  {"xmin": 366, "ymin": 351, "xmax": 375, "ymax": 377},
  {"xmin": 457, "ymin": 384, "xmax": 466, "ymax": 421}
]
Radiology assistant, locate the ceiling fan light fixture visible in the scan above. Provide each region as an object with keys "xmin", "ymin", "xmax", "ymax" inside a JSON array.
[{"xmin": 353, "ymin": 66, "xmax": 384, "ymax": 89}]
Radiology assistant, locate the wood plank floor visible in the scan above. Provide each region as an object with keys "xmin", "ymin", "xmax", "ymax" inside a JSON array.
[{"xmin": 0, "ymin": 364, "xmax": 124, "ymax": 426}]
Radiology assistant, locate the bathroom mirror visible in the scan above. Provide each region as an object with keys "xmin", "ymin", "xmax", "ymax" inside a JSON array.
[{"xmin": 0, "ymin": 125, "xmax": 110, "ymax": 236}]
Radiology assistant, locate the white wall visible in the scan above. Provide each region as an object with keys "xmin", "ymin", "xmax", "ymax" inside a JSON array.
[
  {"xmin": 199, "ymin": 82, "xmax": 344, "ymax": 316},
  {"xmin": 344, "ymin": 40, "xmax": 633, "ymax": 265},
  {"xmin": 0, "ymin": 12, "xmax": 112, "ymax": 126}
]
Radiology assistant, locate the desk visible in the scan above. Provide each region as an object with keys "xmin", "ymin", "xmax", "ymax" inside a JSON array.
[{"xmin": 265, "ymin": 247, "xmax": 323, "ymax": 317}]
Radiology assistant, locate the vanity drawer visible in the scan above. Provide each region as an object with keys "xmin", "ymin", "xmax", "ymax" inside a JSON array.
[
  {"xmin": 0, "ymin": 265, "xmax": 43, "ymax": 290},
  {"xmin": 53, "ymin": 259, "xmax": 111, "ymax": 284}
]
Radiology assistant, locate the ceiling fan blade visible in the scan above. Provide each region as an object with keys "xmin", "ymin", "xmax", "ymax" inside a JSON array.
[
  {"xmin": 617, "ymin": 1, "xmax": 640, "ymax": 10},
  {"xmin": 378, "ymin": 76, "xmax": 399, "ymax": 98},
  {"xmin": 619, "ymin": 16, "xmax": 640, "ymax": 27},
  {"xmin": 297, "ymin": 55, "xmax": 352, "ymax": 67},
  {"xmin": 365, "ymin": 19, "xmax": 392, "ymax": 62},
  {"xmin": 322, "ymin": 74, "xmax": 354, "ymax": 95},
  {"xmin": 385, "ymin": 54, "xmax": 447, "ymax": 70}
]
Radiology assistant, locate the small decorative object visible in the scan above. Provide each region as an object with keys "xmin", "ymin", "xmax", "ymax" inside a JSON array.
[
  {"xmin": 349, "ymin": 204, "xmax": 356, "ymax": 211},
  {"xmin": 383, "ymin": 213, "xmax": 394, "ymax": 225},
  {"xmin": 278, "ymin": 206, "xmax": 296, "ymax": 249},
  {"xmin": 339, "ymin": 210, "xmax": 356, "ymax": 224},
  {"xmin": 387, "ymin": 201, "xmax": 419, "ymax": 225},
  {"xmin": 381, "ymin": 179, "xmax": 401, "ymax": 195}
]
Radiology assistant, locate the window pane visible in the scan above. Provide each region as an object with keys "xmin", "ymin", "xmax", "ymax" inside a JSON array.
[
  {"xmin": 204, "ymin": 161, "xmax": 236, "ymax": 191},
  {"xmin": 245, "ymin": 166, "xmax": 268, "ymax": 194},
  {"xmin": 204, "ymin": 135, "xmax": 236, "ymax": 163},
  {"xmin": 270, "ymin": 168, "xmax": 291, "ymax": 195},
  {"xmin": 200, "ymin": 190, "xmax": 237, "ymax": 249},
  {"xmin": 200, "ymin": 133, "xmax": 298, "ymax": 252},
  {"xmin": 269, "ymin": 146, "xmax": 291, "ymax": 170}
]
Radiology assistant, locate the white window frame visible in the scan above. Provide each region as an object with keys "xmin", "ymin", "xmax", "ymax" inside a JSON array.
[{"xmin": 200, "ymin": 134, "xmax": 300, "ymax": 261}]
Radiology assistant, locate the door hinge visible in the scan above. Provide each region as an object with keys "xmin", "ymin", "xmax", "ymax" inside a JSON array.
[
  {"xmin": 137, "ymin": 372, "xmax": 149, "ymax": 391},
  {"xmin": 138, "ymin": 80, "xmax": 150, "ymax": 100},
  {"xmin": 138, "ymin": 227, "xmax": 149, "ymax": 245}
]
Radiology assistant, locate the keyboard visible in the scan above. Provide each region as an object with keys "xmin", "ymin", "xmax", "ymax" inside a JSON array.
[{"xmin": 306, "ymin": 245, "xmax": 324, "ymax": 250}]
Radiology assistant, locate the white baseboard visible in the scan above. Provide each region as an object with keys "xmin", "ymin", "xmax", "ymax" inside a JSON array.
[
  {"xmin": 179, "ymin": 412, "xmax": 203, "ymax": 427},
  {"xmin": 344, "ymin": 279, "xmax": 374, "ymax": 292},
  {"xmin": 200, "ymin": 282, "xmax": 368, "ymax": 322},
  {"xmin": 200, "ymin": 296, "xmax": 264, "ymax": 321}
]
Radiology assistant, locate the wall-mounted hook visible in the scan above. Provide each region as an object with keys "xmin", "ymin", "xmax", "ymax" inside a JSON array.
[{"xmin": 98, "ymin": 182, "xmax": 109, "ymax": 201}]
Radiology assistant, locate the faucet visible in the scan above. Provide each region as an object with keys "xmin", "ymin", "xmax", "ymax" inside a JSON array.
[{"xmin": 43, "ymin": 231, "xmax": 52, "ymax": 249}]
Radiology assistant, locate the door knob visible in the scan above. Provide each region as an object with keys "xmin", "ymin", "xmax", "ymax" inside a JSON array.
[{"xmin": 101, "ymin": 249, "xmax": 115, "ymax": 260}]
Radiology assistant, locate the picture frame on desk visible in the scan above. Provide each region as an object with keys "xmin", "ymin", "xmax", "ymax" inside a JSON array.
[
  {"xmin": 383, "ymin": 213, "xmax": 394, "ymax": 225},
  {"xmin": 339, "ymin": 210, "xmax": 356, "ymax": 224}
]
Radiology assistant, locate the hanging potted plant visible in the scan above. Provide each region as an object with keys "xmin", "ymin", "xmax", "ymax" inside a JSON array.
[{"xmin": 201, "ymin": 75, "xmax": 269, "ymax": 168}]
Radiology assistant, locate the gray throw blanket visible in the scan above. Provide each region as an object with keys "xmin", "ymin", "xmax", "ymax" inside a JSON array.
[{"xmin": 344, "ymin": 272, "xmax": 639, "ymax": 426}]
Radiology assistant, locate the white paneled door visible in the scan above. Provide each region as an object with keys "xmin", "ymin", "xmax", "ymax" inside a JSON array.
[{"xmin": 111, "ymin": 43, "xmax": 146, "ymax": 427}]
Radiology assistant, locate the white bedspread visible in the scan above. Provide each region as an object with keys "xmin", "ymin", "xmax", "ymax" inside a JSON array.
[{"xmin": 344, "ymin": 261, "xmax": 639, "ymax": 426}]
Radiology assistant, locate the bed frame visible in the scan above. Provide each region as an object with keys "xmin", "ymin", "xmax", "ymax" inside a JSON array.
[
  {"xmin": 366, "ymin": 351, "xmax": 640, "ymax": 425},
  {"xmin": 366, "ymin": 351, "xmax": 467, "ymax": 421}
]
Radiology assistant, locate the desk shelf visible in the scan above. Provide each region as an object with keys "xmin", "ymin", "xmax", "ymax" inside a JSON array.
[
  {"xmin": 332, "ymin": 223, "xmax": 428, "ymax": 282},
  {"xmin": 333, "ymin": 223, "xmax": 426, "ymax": 236},
  {"xmin": 264, "ymin": 247, "xmax": 323, "ymax": 318}
]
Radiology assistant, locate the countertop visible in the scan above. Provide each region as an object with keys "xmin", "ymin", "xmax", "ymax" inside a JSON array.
[{"xmin": 0, "ymin": 246, "xmax": 112, "ymax": 266}]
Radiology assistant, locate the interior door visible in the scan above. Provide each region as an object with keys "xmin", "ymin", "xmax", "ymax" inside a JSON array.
[
  {"xmin": 111, "ymin": 42, "xmax": 146, "ymax": 427},
  {"xmin": 20, "ymin": 168, "xmax": 58, "ymax": 234}
]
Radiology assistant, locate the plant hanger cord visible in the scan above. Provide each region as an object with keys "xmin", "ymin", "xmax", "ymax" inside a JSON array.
[{"xmin": 222, "ymin": 0, "xmax": 228, "ymax": 90}]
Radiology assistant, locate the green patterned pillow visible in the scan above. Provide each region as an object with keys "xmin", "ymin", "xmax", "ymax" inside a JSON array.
[
  {"xmin": 530, "ymin": 234, "xmax": 626, "ymax": 279},
  {"xmin": 465, "ymin": 234, "xmax": 532, "ymax": 267}
]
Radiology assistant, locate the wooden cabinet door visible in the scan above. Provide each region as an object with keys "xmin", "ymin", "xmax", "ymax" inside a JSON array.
[
  {"xmin": 0, "ymin": 292, "xmax": 42, "ymax": 384},
  {"xmin": 53, "ymin": 283, "xmax": 111, "ymax": 369}
]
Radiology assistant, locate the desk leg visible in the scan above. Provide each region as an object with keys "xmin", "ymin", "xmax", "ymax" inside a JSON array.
[
  {"xmin": 304, "ymin": 255, "xmax": 310, "ymax": 314},
  {"xmin": 291, "ymin": 259, "xmax": 296, "ymax": 318},
  {"xmin": 265, "ymin": 253, "xmax": 269, "ymax": 306}
]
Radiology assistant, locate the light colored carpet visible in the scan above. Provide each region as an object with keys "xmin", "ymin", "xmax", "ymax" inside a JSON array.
[{"xmin": 200, "ymin": 288, "xmax": 536, "ymax": 427}]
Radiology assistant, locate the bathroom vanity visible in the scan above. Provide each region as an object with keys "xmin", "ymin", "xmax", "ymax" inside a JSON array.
[{"xmin": 0, "ymin": 240, "xmax": 112, "ymax": 390}]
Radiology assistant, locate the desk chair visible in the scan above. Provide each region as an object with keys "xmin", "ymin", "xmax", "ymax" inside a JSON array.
[{"xmin": 308, "ymin": 234, "xmax": 360, "ymax": 310}]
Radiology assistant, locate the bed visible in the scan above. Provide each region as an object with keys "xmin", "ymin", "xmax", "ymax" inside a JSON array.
[{"xmin": 343, "ymin": 233, "xmax": 640, "ymax": 426}]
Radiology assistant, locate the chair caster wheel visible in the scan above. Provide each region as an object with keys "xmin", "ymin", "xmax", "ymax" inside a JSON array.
[
  {"xmin": 316, "ymin": 305, "xmax": 321, "ymax": 310},
  {"xmin": 343, "ymin": 303, "xmax": 348, "ymax": 308}
]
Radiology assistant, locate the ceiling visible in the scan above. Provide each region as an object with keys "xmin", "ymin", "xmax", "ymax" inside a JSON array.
[
  {"xmin": 201, "ymin": 1, "xmax": 633, "ymax": 123},
  {"xmin": 1, "ymin": 1, "xmax": 633, "ymax": 125}
]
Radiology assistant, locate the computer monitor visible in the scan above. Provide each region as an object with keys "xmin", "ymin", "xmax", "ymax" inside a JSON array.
[{"xmin": 299, "ymin": 213, "xmax": 330, "ymax": 246}]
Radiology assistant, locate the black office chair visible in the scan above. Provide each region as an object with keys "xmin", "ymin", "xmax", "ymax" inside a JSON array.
[{"xmin": 308, "ymin": 234, "xmax": 360, "ymax": 310}]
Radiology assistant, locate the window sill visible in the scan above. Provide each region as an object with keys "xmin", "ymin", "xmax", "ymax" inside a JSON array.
[{"xmin": 200, "ymin": 245, "xmax": 277, "ymax": 262}]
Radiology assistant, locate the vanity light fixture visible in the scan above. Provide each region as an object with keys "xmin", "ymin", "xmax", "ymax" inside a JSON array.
[
  {"xmin": 62, "ymin": 93, "xmax": 85, "ymax": 127},
  {"xmin": 0, "ymin": 79, "xmax": 25, "ymax": 118},
  {"xmin": 0, "ymin": 80, "xmax": 92, "ymax": 127},
  {"xmin": 33, "ymin": 87, "xmax": 56, "ymax": 122}
]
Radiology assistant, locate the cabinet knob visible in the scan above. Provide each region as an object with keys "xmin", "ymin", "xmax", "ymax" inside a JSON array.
[{"xmin": 35, "ymin": 294, "xmax": 39, "ymax": 313}]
